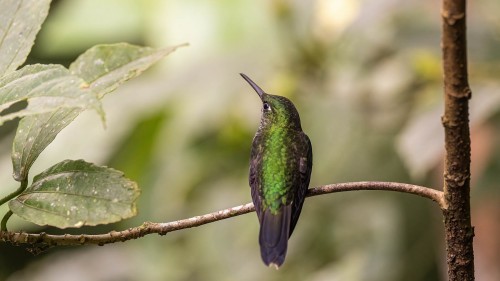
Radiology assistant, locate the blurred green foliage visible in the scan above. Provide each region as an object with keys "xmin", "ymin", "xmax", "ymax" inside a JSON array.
[{"xmin": 1, "ymin": 0, "xmax": 500, "ymax": 280}]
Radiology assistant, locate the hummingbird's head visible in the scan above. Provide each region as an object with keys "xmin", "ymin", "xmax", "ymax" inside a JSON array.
[{"xmin": 240, "ymin": 73, "xmax": 302, "ymax": 130}]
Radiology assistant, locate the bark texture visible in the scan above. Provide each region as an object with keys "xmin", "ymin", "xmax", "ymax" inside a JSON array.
[{"xmin": 441, "ymin": 0, "xmax": 475, "ymax": 280}]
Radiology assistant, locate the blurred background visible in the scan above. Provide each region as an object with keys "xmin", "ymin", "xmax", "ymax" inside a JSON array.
[{"xmin": 1, "ymin": 0, "xmax": 499, "ymax": 280}]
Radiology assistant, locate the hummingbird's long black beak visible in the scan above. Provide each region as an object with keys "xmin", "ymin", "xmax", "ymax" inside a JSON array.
[{"xmin": 240, "ymin": 73, "xmax": 265, "ymax": 99}]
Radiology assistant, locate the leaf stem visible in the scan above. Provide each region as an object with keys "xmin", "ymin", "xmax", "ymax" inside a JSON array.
[
  {"xmin": 0, "ymin": 180, "xmax": 28, "ymax": 230},
  {"xmin": 1, "ymin": 211, "xmax": 13, "ymax": 231},
  {"xmin": 0, "ymin": 179, "xmax": 28, "ymax": 207}
]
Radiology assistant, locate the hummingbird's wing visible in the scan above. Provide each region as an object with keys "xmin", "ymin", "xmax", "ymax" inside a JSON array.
[
  {"xmin": 249, "ymin": 134, "xmax": 264, "ymax": 223},
  {"xmin": 289, "ymin": 133, "xmax": 312, "ymax": 236}
]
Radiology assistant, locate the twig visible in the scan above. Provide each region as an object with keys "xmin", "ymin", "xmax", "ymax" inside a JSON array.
[
  {"xmin": 308, "ymin": 181, "xmax": 444, "ymax": 208},
  {"xmin": 0, "ymin": 181, "xmax": 443, "ymax": 249}
]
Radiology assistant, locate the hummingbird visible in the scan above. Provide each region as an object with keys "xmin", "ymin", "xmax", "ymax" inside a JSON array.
[{"xmin": 240, "ymin": 73, "xmax": 313, "ymax": 269}]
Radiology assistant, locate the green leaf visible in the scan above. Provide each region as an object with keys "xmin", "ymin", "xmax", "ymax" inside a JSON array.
[
  {"xmin": 11, "ymin": 44, "xmax": 186, "ymax": 181},
  {"xmin": 12, "ymin": 108, "xmax": 81, "ymax": 181},
  {"xmin": 9, "ymin": 159, "xmax": 140, "ymax": 228},
  {"xmin": 69, "ymin": 42, "xmax": 187, "ymax": 98},
  {"xmin": 0, "ymin": 64, "xmax": 102, "ymax": 126},
  {"xmin": 7, "ymin": 64, "xmax": 103, "ymax": 181},
  {"xmin": 0, "ymin": 0, "xmax": 51, "ymax": 76}
]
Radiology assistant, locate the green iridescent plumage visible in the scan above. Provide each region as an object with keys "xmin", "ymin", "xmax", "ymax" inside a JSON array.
[{"xmin": 241, "ymin": 73, "xmax": 313, "ymax": 269}]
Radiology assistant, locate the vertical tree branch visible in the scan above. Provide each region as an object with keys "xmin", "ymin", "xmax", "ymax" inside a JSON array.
[{"xmin": 441, "ymin": 0, "xmax": 474, "ymax": 280}]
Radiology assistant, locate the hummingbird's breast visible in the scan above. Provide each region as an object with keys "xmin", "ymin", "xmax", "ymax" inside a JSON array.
[{"xmin": 258, "ymin": 127, "xmax": 301, "ymax": 214}]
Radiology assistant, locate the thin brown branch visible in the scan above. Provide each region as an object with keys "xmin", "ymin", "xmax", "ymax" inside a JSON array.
[
  {"xmin": 0, "ymin": 181, "xmax": 443, "ymax": 250},
  {"xmin": 441, "ymin": 0, "xmax": 475, "ymax": 280},
  {"xmin": 308, "ymin": 181, "xmax": 445, "ymax": 208}
]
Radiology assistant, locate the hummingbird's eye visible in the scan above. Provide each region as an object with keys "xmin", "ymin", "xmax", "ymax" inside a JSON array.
[{"xmin": 263, "ymin": 102, "xmax": 271, "ymax": 111}]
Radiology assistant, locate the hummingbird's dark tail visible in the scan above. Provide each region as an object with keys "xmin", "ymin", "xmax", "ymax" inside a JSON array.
[{"xmin": 259, "ymin": 205, "xmax": 291, "ymax": 269}]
